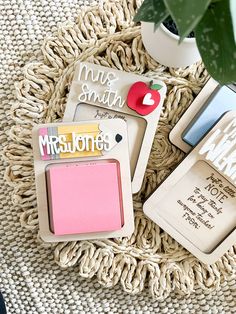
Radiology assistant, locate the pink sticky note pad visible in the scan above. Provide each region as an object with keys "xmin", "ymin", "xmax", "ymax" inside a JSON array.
[{"xmin": 46, "ymin": 160, "xmax": 123, "ymax": 235}]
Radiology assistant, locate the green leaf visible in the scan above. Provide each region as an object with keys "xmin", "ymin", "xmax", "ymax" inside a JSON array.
[
  {"xmin": 153, "ymin": 0, "xmax": 169, "ymax": 30},
  {"xmin": 134, "ymin": 0, "xmax": 168, "ymax": 27},
  {"xmin": 154, "ymin": 15, "xmax": 170, "ymax": 31},
  {"xmin": 133, "ymin": 0, "xmax": 155, "ymax": 23},
  {"xmin": 164, "ymin": 0, "xmax": 211, "ymax": 42},
  {"xmin": 195, "ymin": 0, "xmax": 236, "ymax": 84},
  {"xmin": 151, "ymin": 84, "xmax": 162, "ymax": 90}
]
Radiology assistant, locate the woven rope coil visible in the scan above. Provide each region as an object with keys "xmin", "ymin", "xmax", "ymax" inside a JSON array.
[{"xmin": 4, "ymin": 0, "xmax": 236, "ymax": 299}]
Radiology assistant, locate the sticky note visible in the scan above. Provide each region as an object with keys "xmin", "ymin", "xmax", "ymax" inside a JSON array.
[
  {"xmin": 182, "ymin": 86, "xmax": 236, "ymax": 146},
  {"xmin": 46, "ymin": 160, "xmax": 123, "ymax": 235}
]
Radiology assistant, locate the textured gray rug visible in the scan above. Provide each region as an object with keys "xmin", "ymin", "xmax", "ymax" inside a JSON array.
[{"xmin": 1, "ymin": 0, "xmax": 236, "ymax": 313}]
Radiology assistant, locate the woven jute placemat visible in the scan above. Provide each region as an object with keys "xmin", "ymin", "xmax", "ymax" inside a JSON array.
[{"xmin": 3, "ymin": 0, "xmax": 236, "ymax": 299}]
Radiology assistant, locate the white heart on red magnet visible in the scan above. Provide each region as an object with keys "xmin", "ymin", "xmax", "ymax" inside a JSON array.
[{"xmin": 142, "ymin": 93, "xmax": 155, "ymax": 106}]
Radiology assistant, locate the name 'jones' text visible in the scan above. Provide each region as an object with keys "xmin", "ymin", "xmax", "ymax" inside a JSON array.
[{"xmin": 39, "ymin": 132, "xmax": 112, "ymax": 156}]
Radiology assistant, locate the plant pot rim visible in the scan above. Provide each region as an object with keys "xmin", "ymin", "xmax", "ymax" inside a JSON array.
[
  {"xmin": 160, "ymin": 23, "xmax": 195, "ymax": 44},
  {"xmin": 141, "ymin": 21, "xmax": 201, "ymax": 68}
]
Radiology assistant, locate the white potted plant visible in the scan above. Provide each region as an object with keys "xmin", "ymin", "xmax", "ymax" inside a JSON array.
[{"xmin": 134, "ymin": 0, "xmax": 236, "ymax": 84}]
